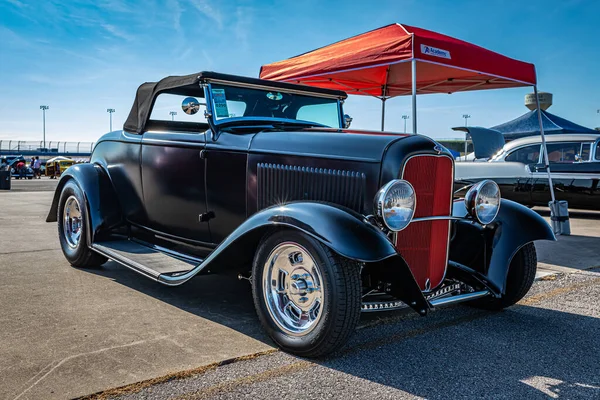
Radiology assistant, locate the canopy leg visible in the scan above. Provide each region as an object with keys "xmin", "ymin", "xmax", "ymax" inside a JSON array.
[
  {"xmin": 534, "ymin": 86, "xmax": 562, "ymax": 235},
  {"xmin": 411, "ymin": 59, "xmax": 417, "ymax": 134},
  {"xmin": 381, "ymin": 98, "xmax": 386, "ymax": 131}
]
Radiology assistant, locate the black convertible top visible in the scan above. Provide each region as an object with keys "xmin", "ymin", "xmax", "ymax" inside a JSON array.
[{"xmin": 123, "ymin": 71, "xmax": 347, "ymax": 134}]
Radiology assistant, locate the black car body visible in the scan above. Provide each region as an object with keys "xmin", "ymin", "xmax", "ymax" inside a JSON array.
[
  {"xmin": 455, "ymin": 130, "xmax": 600, "ymax": 210},
  {"xmin": 47, "ymin": 72, "xmax": 555, "ymax": 356}
]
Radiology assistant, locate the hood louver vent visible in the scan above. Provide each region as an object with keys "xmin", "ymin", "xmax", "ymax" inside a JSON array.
[{"xmin": 257, "ymin": 163, "xmax": 366, "ymax": 212}]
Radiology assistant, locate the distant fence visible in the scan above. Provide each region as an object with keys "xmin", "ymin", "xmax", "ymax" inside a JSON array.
[{"xmin": 0, "ymin": 140, "xmax": 95, "ymax": 154}]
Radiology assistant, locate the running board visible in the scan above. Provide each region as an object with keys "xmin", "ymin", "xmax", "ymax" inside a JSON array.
[
  {"xmin": 361, "ymin": 290, "xmax": 490, "ymax": 312},
  {"xmin": 429, "ymin": 290, "xmax": 490, "ymax": 308},
  {"xmin": 92, "ymin": 240, "xmax": 198, "ymax": 281}
]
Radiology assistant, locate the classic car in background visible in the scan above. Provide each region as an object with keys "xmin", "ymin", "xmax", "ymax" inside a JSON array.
[
  {"xmin": 46, "ymin": 156, "xmax": 75, "ymax": 178},
  {"xmin": 455, "ymin": 130, "xmax": 600, "ymax": 210},
  {"xmin": 8, "ymin": 156, "xmax": 34, "ymax": 179},
  {"xmin": 47, "ymin": 72, "xmax": 554, "ymax": 357}
]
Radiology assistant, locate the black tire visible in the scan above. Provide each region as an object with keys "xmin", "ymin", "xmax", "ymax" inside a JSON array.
[
  {"xmin": 57, "ymin": 180, "xmax": 107, "ymax": 268},
  {"xmin": 252, "ymin": 230, "xmax": 362, "ymax": 358},
  {"xmin": 469, "ymin": 243, "xmax": 537, "ymax": 310}
]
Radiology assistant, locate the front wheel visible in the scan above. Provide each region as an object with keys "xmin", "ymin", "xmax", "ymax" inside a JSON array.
[
  {"xmin": 57, "ymin": 180, "xmax": 107, "ymax": 268},
  {"xmin": 252, "ymin": 230, "xmax": 362, "ymax": 357},
  {"xmin": 469, "ymin": 243, "xmax": 537, "ymax": 310}
]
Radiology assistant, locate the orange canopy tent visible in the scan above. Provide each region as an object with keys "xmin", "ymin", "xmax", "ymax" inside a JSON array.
[
  {"xmin": 260, "ymin": 23, "xmax": 560, "ymax": 223},
  {"xmin": 260, "ymin": 23, "xmax": 538, "ymax": 131}
]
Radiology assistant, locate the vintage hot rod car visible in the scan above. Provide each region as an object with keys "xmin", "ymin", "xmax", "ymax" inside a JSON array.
[{"xmin": 47, "ymin": 72, "xmax": 555, "ymax": 357}]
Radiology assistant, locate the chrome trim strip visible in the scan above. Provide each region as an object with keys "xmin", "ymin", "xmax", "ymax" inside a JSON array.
[
  {"xmin": 412, "ymin": 216, "xmax": 464, "ymax": 222},
  {"xmin": 429, "ymin": 290, "xmax": 490, "ymax": 307}
]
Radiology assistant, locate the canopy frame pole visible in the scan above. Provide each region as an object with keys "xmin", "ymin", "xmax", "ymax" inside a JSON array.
[
  {"xmin": 534, "ymin": 85, "xmax": 557, "ymax": 205},
  {"xmin": 411, "ymin": 59, "xmax": 417, "ymax": 134},
  {"xmin": 381, "ymin": 98, "xmax": 386, "ymax": 131},
  {"xmin": 381, "ymin": 66, "xmax": 390, "ymax": 131}
]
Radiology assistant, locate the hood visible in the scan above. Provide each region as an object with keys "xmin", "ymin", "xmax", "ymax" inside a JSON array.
[{"xmin": 249, "ymin": 129, "xmax": 409, "ymax": 162}]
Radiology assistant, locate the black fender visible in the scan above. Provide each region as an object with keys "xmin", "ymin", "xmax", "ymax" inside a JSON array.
[
  {"xmin": 449, "ymin": 198, "xmax": 555, "ymax": 294},
  {"xmin": 157, "ymin": 201, "xmax": 429, "ymax": 314},
  {"xmin": 46, "ymin": 163, "xmax": 122, "ymax": 243}
]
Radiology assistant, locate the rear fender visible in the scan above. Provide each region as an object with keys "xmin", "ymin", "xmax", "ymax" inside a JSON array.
[
  {"xmin": 450, "ymin": 199, "xmax": 555, "ymax": 294},
  {"xmin": 46, "ymin": 163, "xmax": 122, "ymax": 243}
]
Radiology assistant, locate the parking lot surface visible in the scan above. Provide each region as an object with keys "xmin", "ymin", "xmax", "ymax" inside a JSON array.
[{"xmin": 1, "ymin": 179, "xmax": 599, "ymax": 399}]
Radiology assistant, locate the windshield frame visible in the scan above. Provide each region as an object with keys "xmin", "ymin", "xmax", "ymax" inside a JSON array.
[{"xmin": 203, "ymin": 80, "xmax": 344, "ymax": 130}]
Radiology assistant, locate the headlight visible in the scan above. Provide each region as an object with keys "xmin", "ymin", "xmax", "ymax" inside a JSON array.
[
  {"xmin": 465, "ymin": 180, "xmax": 501, "ymax": 225},
  {"xmin": 374, "ymin": 179, "xmax": 416, "ymax": 231}
]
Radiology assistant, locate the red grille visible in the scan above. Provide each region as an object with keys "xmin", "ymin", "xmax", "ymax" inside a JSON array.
[{"xmin": 395, "ymin": 155, "xmax": 453, "ymax": 291}]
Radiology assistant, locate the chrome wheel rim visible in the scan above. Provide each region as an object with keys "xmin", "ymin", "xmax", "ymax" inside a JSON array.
[
  {"xmin": 63, "ymin": 196, "xmax": 82, "ymax": 248},
  {"xmin": 263, "ymin": 242, "xmax": 325, "ymax": 336}
]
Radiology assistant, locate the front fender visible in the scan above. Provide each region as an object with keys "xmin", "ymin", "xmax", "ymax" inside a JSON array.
[
  {"xmin": 158, "ymin": 201, "xmax": 429, "ymax": 313},
  {"xmin": 450, "ymin": 199, "xmax": 555, "ymax": 294},
  {"xmin": 46, "ymin": 163, "xmax": 122, "ymax": 243}
]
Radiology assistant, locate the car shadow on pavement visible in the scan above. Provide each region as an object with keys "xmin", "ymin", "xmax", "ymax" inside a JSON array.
[
  {"xmin": 84, "ymin": 261, "xmax": 272, "ymax": 344},
  {"xmin": 316, "ymin": 305, "xmax": 600, "ymax": 399}
]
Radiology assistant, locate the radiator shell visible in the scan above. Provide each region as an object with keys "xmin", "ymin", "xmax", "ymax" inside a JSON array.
[{"xmin": 395, "ymin": 155, "xmax": 454, "ymax": 291}]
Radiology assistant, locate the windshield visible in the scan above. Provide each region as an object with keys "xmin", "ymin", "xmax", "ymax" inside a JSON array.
[{"xmin": 208, "ymin": 83, "xmax": 342, "ymax": 128}]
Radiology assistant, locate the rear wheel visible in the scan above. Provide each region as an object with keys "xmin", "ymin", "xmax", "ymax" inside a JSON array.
[
  {"xmin": 57, "ymin": 180, "xmax": 107, "ymax": 268},
  {"xmin": 252, "ymin": 230, "xmax": 361, "ymax": 357},
  {"xmin": 469, "ymin": 243, "xmax": 537, "ymax": 310}
]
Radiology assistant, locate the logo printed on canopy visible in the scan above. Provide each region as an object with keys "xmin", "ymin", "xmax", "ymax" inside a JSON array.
[{"xmin": 420, "ymin": 44, "xmax": 451, "ymax": 60}]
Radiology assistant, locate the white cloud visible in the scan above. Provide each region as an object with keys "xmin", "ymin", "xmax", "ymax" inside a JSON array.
[
  {"xmin": 101, "ymin": 24, "xmax": 135, "ymax": 42},
  {"xmin": 235, "ymin": 6, "xmax": 253, "ymax": 50},
  {"xmin": 167, "ymin": 0, "xmax": 182, "ymax": 32},
  {"xmin": 5, "ymin": 0, "xmax": 26, "ymax": 8},
  {"xmin": 191, "ymin": 0, "xmax": 223, "ymax": 29}
]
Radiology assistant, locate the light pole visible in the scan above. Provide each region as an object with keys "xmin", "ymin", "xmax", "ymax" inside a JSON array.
[
  {"xmin": 170, "ymin": 111, "xmax": 177, "ymax": 121},
  {"xmin": 107, "ymin": 108, "xmax": 115, "ymax": 131},
  {"xmin": 402, "ymin": 115, "xmax": 410, "ymax": 134},
  {"xmin": 462, "ymin": 114, "xmax": 471, "ymax": 156},
  {"xmin": 40, "ymin": 105, "xmax": 49, "ymax": 150}
]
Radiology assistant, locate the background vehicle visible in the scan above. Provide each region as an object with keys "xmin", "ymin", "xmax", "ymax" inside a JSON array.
[
  {"xmin": 46, "ymin": 156, "xmax": 75, "ymax": 178},
  {"xmin": 47, "ymin": 72, "xmax": 554, "ymax": 357},
  {"xmin": 455, "ymin": 131, "xmax": 600, "ymax": 210},
  {"xmin": 7, "ymin": 156, "xmax": 34, "ymax": 179}
]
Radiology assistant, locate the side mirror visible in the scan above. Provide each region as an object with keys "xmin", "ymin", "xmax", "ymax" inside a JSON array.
[
  {"xmin": 343, "ymin": 114, "xmax": 353, "ymax": 129},
  {"xmin": 574, "ymin": 154, "xmax": 582, "ymax": 162},
  {"xmin": 182, "ymin": 97, "xmax": 200, "ymax": 115}
]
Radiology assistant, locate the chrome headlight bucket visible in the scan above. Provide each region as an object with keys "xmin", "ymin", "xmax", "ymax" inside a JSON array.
[
  {"xmin": 465, "ymin": 180, "xmax": 501, "ymax": 225},
  {"xmin": 374, "ymin": 179, "xmax": 416, "ymax": 232}
]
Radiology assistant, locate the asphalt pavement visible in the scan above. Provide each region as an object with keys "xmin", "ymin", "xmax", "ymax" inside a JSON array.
[
  {"xmin": 108, "ymin": 269, "xmax": 600, "ymax": 400},
  {"xmin": 1, "ymin": 178, "xmax": 599, "ymax": 400}
]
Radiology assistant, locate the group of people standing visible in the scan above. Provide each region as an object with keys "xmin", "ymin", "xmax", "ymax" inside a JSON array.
[
  {"xmin": 29, "ymin": 156, "xmax": 42, "ymax": 179},
  {"xmin": 0, "ymin": 156, "xmax": 43, "ymax": 178}
]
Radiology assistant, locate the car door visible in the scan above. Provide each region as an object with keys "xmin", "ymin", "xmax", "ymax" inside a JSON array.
[
  {"xmin": 141, "ymin": 131, "xmax": 211, "ymax": 244},
  {"xmin": 203, "ymin": 131, "xmax": 252, "ymax": 244},
  {"xmin": 500, "ymin": 144, "xmax": 540, "ymax": 205},
  {"xmin": 531, "ymin": 141, "xmax": 597, "ymax": 208}
]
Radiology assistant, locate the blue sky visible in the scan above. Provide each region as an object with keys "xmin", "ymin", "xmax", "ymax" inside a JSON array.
[{"xmin": 1, "ymin": 0, "xmax": 598, "ymax": 143}]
